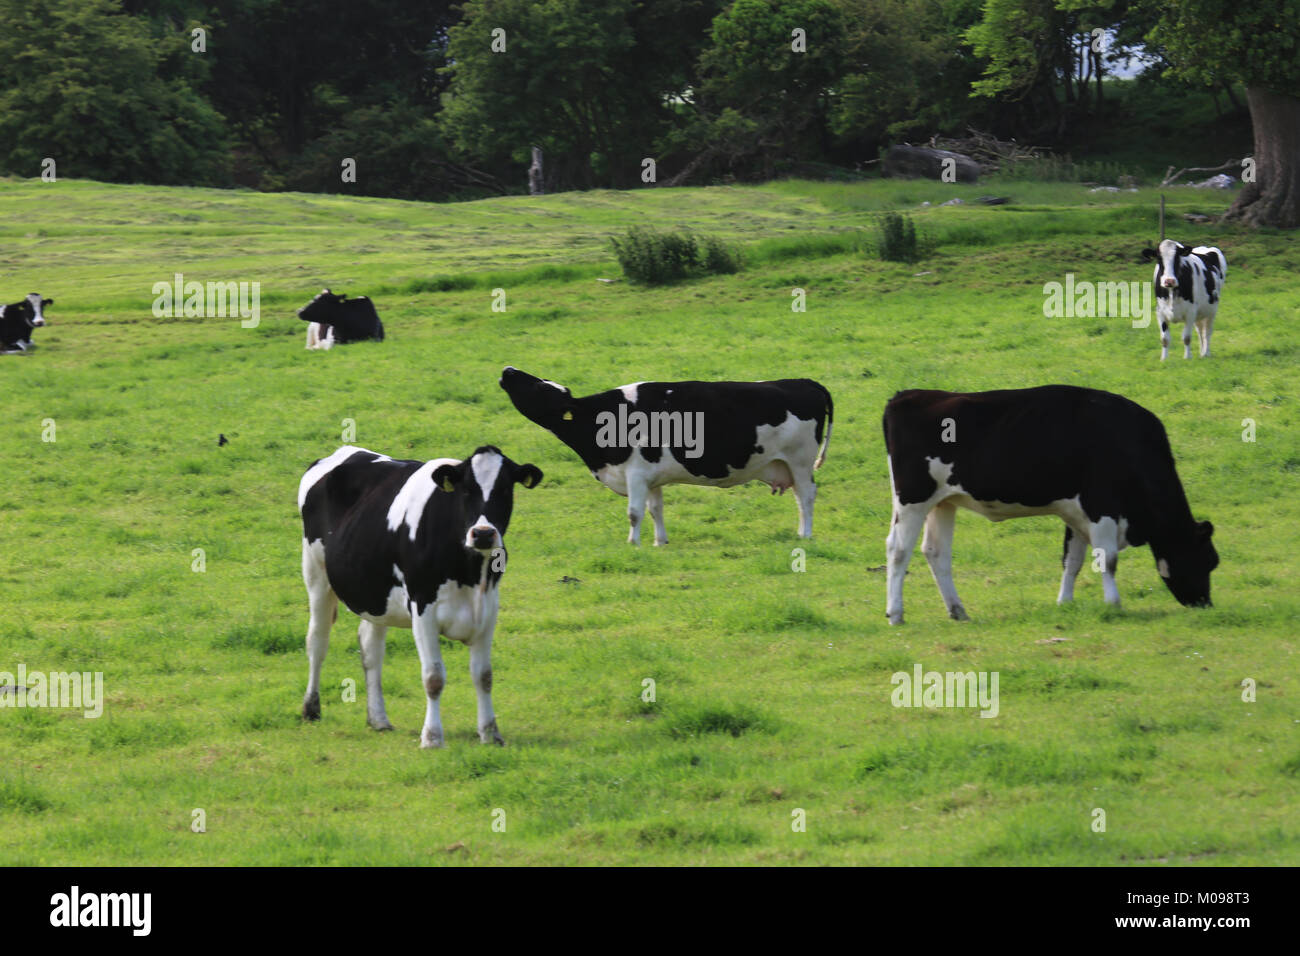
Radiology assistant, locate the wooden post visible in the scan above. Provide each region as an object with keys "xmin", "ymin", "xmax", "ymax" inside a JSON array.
[
  {"xmin": 528, "ymin": 147, "xmax": 544, "ymax": 196},
  {"xmin": 1159, "ymin": 194, "xmax": 1166, "ymax": 241}
]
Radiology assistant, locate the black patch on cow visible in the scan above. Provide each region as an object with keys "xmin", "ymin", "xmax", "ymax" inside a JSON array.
[{"xmin": 500, "ymin": 367, "xmax": 832, "ymax": 481}]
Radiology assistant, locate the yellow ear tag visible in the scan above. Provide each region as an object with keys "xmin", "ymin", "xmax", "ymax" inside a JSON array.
[
  {"xmin": 563, "ymin": 410, "xmax": 573, "ymax": 421},
  {"xmin": 442, "ymin": 478, "xmax": 454, "ymax": 492}
]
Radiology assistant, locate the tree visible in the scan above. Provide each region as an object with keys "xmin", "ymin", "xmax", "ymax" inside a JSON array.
[
  {"xmin": 1148, "ymin": 0, "xmax": 1300, "ymax": 227},
  {"xmin": 441, "ymin": 0, "xmax": 721, "ymax": 190},
  {"xmin": 0, "ymin": 0, "xmax": 227, "ymax": 185}
]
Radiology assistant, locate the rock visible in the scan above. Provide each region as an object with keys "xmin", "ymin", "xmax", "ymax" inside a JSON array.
[
  {"xmin": 941, "ymin": 198, "xmax": 964, "ymax": 206},
  {"xmin": 977, "ymin": 196, "xmax": 1011, "ymax": 205},
  {"xmin": 1090, "ymin": 186, "xmax": 1120, "ymax": 193},
  {"xmin": 1192, "ymin": 173, "xmax": 1235, "ymax": 189},
  {"xmin": 882, "ymin": 145, "xmax": 980, "ymax": 183},
  {"xmin": 1183, "ymin": 213, "xmax": 1212, "ymax": 224}
]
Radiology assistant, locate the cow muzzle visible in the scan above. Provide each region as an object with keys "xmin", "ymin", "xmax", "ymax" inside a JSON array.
[
  {"xmin": 468, "ymin": 525, "xmax": 500, "ymax": 552},
  {"xmin": 1161, "ymin": 276, "xmax": 1177, "ymax": 288}
]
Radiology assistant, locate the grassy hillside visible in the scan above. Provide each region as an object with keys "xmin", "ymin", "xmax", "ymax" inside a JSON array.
[{"xmin": 1, "ymin": 175, "xmax": 1297, "ymax": 865}]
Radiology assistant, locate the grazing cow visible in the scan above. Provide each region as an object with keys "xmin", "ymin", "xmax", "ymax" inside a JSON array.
[
  {"xmin": 297, "ymin": 289, "xmax": 385, "ymax": 350},
  {"xmin": 1141, "ymin": 239, "xmax": 1226, "ymax": 360},
  {"xmin": 0, "ymin": 294, "xmax": 52, "ymax": 354},
  {"xmin": 298, "ymin": 444, "xmax": 542, "ymax": 747},
  {"xmin": 882, "ymin": 385, "xmax": 1218, "ymax": 624},
  {"xmin": 499, "ymin": 366, "xmax": 832, "ymax": 544}
]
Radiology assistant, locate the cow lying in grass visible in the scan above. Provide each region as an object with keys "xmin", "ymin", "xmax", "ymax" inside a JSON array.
[
  {"xmin": 298, "ymin": 289, "xmax": 384, "ymax": 349},
  {"xmin": 1, "ymin": 293, "xmax": 52, "ymax": 354}
]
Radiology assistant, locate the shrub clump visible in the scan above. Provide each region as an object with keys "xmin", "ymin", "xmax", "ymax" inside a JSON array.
[
  {"xmin": 611, "ymin": 226, "xmax": 742, "ymax": 284},
  {"xmin": 876, "ymin": 211, "xmax": 922, "ymax": 263}
]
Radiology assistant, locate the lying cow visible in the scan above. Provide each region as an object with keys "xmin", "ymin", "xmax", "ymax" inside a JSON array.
[
  {"xmin": 297, "ymin": 289, "xmax": 385, "ymax": 349},
  {"xmin": 1, "ymin": 293, "xmax": 52, "ymax": 354},
  {"xmin": 499, "ymin": 366, "xmax": 832, "ymax": 544},
  {"xmin": 882, "ymin": 385, "xmax": 1217, "ymax": 624},
  {"xmin": 298, "ymin": 444, "xmax": 542, "ymax": 747},
  {"xmin": 1141, "ymin": 240, "xmax": 1226, "ymax": 360}
]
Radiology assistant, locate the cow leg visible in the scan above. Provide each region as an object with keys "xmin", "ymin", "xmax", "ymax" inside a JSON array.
[
  {"xmin": 626, "ymin": 475, "xmax": 649, "ymax": 546},
  {"xmin": 1182, "ymin": 320, "xmax": 1193, "ymax": 359},
  {"xmin": 1197, "ymin": 315, "xmax": 1213, "ymax": 357},
  {"xmin": 1159, "ymin": 317, "xmax": 1170, "ymax": 361},
  {"xmin": 358, "ymin": 620, "xmax": 393, "ymax": 731},
  {"xmin": 468, "ymin": 627, "xmax": 504, "ymax": 746},
  {"xmin": 792, "ymin": 469, "xmax": 816, "ymax": 539},
  {"xmin": 885, "ymin": 504, "xmax": 928, "ymax": 625},
  {"xmin": 646, "ymin": 486, "xmax": 668, "ymax": 546},
  {"xmin": 411, "ymin": 603, "xmax": 446, "ymax": 748},
  {"xmin": 301, "ymin": 539, "xmax": 337, "ymax": 721},
  {"xmin": 1057, "ymin": 525, "xmax": 1087, "ymax": 604},
  {"xmin": 922, "ymin": 503, "xmax": 966, "ymax": 620},
  {"xmin": 1087, "ymin": 521, "xmax": 1122, "ymax": 606}
]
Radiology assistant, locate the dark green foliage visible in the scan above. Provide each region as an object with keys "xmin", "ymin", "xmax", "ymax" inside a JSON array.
[
  {"xmin": 875, "ymin": 211, "xmax": 921, "ymax": 263},
  {"xmin": 611, "ymin": 227, "xmax": 741, "ymax": 284}
]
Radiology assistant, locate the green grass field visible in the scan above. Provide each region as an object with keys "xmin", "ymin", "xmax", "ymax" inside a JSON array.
[{"xmin": 1, "ymin": 175, "xmax": 1297, "ymax": 865}]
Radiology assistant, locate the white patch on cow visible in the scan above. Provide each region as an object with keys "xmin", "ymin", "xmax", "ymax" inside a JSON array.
[
  {"xmin": 470, "ymin": 451, "xmax": 503, "ymax": 503},
  {"xmin": 541, "ymin": 379, "xmax": 568, "ymax": 393},
  {"xmin": 434, "ymin": 570, "xmax": 500, "ymax": 643},
  {"xmin": 1157, "ymin": 558, "xmax": 1170, "ymax": 578},
  {"xmin": 392, "ymin": 565, "xmax": 405, "ymax": 583},
  {"xmin": 619, "ymin": 382, "xmax": 645, "ymax": 404},
  {"xmin": 592, "ymin": 409, "xmax": 822, "ymax": 543},
  {"xmin": 386, "ymin": 457, "xmax": 459, "ymax": 541},
  {"xmin": 25, "ymin": 293, "xmax": 45, "ymax": 326},
  {"xmin": 298, "ymin": 445, "xmax": 389, "ymax": 509}
]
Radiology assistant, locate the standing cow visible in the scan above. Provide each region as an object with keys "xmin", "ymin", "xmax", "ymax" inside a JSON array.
[
  {"xmin": 297, "ymin": 289, "xmax": 385, "ymax": 350},
  {"xmin": 298, "ymin": 444, "xmax": 542, "ymax": 747},
  {"xmin": 1142, "ymin": 240, "xmax": 1226, "ymax": 360},
  {"xmin": 499, "ymin": 367, "xmax": 832, "ymax": 544},
  {"xmin": 1, "ymin": 293, "xmax": 52, "ymax": 354},
  {"xmin": 882, "ymin": 385, "xmax": 1218, "ymax": 624}
]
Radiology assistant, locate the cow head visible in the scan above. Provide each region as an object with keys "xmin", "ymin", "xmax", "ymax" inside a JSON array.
[
  {"xmin": 24, "ymin": 293, "xmax": 52, "ymax": 327},
  {"xmin": 1142, "ymin": 239, "xmax": 1187, "ymax": 290},
  {"xmin": 1155, "ymin": 520, "xmax": 1218, "ymax": 607},
  {"xmin": 430, "ymin": 446, "xmax": 543, "ymax": 556},
  {"xmin": 499, "ymin": 367, "xmax": 577, "ymax": 431},
  {"xmin": 297, "ymin": 288, "xmax": 345, "ymax": 322}
]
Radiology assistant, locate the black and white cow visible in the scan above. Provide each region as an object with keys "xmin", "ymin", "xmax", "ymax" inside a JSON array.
[
  {"xmin": 297, "ymin": 289, "xmax": 385, "ymax": 350},
  {"xmin": 1141, "ymin": 239, "xmax": 1227, "ymax": 360},
  {"xmin": 882, "ymin": 385, "xmax": 1218, "ymax": 624},
  {"xmin": 1, "ymin": 293, "xmax": 52, "ymax": 354},
  {"xmin": 499, "ymin": 366, "xmax": 832, "ymax": 544},
  {"xmin": 298, "ymin": 444, "xmax": 542, "ymax": 747}
]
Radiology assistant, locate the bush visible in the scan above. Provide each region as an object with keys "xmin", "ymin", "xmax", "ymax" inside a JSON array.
[
  {"xmin": 876, "ymin": 211, "xmax": 921, "ymax": 263},
  {"xmin": 611, "ymin": 227, "xmax": 741, "ymax": 284}
]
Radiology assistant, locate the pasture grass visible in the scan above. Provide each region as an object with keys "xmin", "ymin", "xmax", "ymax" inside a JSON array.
[{"xmin": 0, "ymin": 174, "xmax": 1297, "ymax": 865}]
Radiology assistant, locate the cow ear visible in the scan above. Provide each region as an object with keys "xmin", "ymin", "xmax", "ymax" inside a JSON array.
[
  {"xmin": 1140, "ymin": 248, "xmax": 1156, "ymax": 261},
  {"xmin": 514, "ymin": 464, "xmax": 543, "ymax": 489},
  {"xmin": 431, "ymin": 463, "xmax": 460, "ymax": 493},
  {"xmin": 42, "ymin": 298, "xmax": 53, "ymax": 307}
]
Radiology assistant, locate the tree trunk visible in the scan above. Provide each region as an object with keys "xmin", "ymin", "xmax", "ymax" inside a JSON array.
[{"xmin": 1223, "ymin": 87, "xmax": 1300, "ymax": 228}]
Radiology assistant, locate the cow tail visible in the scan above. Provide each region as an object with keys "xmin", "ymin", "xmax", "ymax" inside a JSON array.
[{"xmin": 814, "ymin": 384, "xmax": 834, "ymax": 470}]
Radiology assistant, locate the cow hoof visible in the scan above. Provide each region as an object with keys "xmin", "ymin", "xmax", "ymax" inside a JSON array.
[
  {"xmin": 654, "ymin": 539, "xmax": 667, "ymax": 547},
  {"xmin": 887, "ymin": 613, "xmax": 904, "ymax": 626},
  {"xmin": 368, "ymin": 717, "xmax": 394, "ymax": 732},
  {"xmin": 419, "ymin": 735, "xmax": 445, "ymax": 749},
  {"xmin": 948, "ymin": 605, "xmax": 969, "ymax": 621},
  {"xmin": 302, "ymin": 695, "xmax": 321, "ymax": 721}
]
